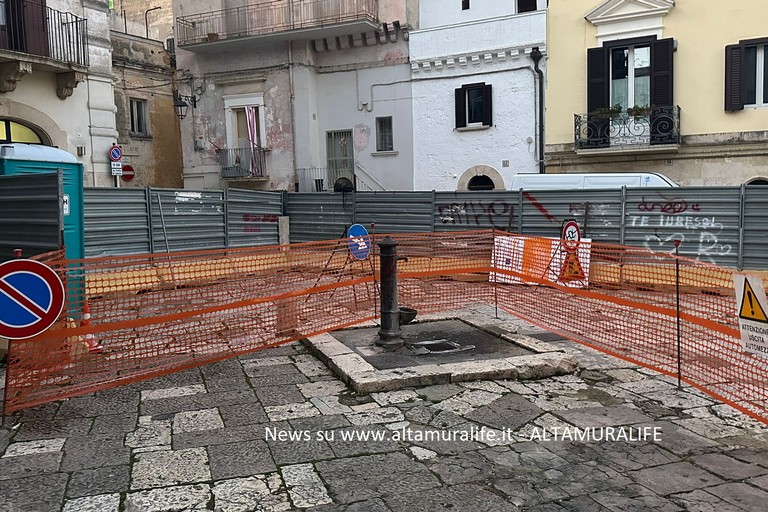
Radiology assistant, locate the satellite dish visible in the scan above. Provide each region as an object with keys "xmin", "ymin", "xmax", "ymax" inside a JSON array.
[{"xmin": 334, "ymin": 177, "xmax": 355, "ymax": 193}]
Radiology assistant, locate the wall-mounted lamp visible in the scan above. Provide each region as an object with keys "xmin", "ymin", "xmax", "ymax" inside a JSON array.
[{"xmin": 173, "ymin": 91, "xmax": 197, "ymax": 120}]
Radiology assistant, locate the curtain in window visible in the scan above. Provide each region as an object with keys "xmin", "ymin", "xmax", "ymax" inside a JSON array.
[{"xmin": 245, "ymin": 106, "xmax": 258, "ymax": 177}]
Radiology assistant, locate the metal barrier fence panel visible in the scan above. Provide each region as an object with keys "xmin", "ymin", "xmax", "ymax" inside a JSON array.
[
  {"xmin": 517, "ymin": 189, "xmax": 623, "ymax": 242},
  {"xmin": 225, "ymin": 189, "xmax": 283, "ymax": 247},
  {"xmin": 5, "ymin": 230, "xmax": 768, "ymax": 426},
  {"xmin": 434, "ymin": 191, "xmax": 518, "ymax": 233},
  {"xmin": 742, "ymin": 185, "xmax": 768, "ymax": 271},
  {"xmin": 355, "ymin": 191, "xmax": 434, "ymax": 234},
  {"xmin": 149, "ymin": 188, "xmax": 227, "ymax": 252},
  {"xmin": 84, "ymin": 187, "xmax": 152, "ymax": 257},
  {"xmin": 0, "ymin": 173, "xmax": 61, "ymax": 262},
  {"xmin": 285, "ymin": 192, "xmax": 351, "ymax": 242},
  {"xmin": 623, "ymin": 187, "xmax": 742, "ymax": 268}
]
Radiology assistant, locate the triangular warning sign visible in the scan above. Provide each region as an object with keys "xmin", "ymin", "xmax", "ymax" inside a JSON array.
[
  {"xmin": 559, "ymin": 252, "xmax": 585, "ymax": 282},
  {"xmin": 739, "ymin": 278, "xmax": 768, "ymax": 323}
]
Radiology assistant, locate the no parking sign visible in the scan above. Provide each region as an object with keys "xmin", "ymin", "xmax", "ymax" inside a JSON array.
[{"xmin": 0, "ymin": 259, "xmax": 65, "ymax": 339}]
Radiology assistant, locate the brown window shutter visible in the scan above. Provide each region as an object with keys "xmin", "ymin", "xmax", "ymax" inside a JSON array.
[
  {"xmin": 725, "ymin": 44, "xmax": 744, "ymax": 111},
  {"xmin": 651, "ymin": 38, "xmax": 674, "ymax": 107},
  {"xmin": 587, "ymin": 47, "xmax": 609, "ymax": 112},
  {"xmin": 482, "ymin": 84, "xmax": 493, "ymax": 126},
  {"xmin": 455, "ymin": 87, "xmax": 467, "ymax": 128}
]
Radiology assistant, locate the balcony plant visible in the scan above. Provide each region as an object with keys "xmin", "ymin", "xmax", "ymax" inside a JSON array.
[
  {"xmin": 591, "ymin": 103, "xmax": 623, "ymax": 119},
  {"xmin": 627, "ymin": 104, "xmax": 652, "ymax": 118}
]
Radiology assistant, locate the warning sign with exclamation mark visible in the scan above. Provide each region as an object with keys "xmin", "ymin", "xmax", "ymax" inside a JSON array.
[{"xmin": 734, "ymin": 274, "xmax": 768, "ymax": 356}]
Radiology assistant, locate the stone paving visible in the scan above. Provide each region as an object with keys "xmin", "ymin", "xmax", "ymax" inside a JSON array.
[{"xmin": 1, "ymin": 306, "xmax": 768, "ymax": 511}]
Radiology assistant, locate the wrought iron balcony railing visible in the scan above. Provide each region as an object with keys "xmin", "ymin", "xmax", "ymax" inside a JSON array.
[
  {"xmin": 574, "ymin": 106, "xmax": 681, "ymax": 151},
  {"xmin": 177, "ymin": 0, "xmax": 378, "ymax": 46},
  {"xmin": 1, "ymin": 0, "xmax": 89, "ymax": 66},
  {"xmin": 220, "ymin": 146, "xmax": 268, "ymax": 179}
]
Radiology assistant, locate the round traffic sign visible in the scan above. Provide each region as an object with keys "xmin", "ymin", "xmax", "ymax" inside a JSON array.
[
  {"xmin": 121, "ymin": 165, "xmax": 135, "ymax": 182},
  {"xmin": 0, "ymin": 259, "xmax": 65, "ymax": 339},
  {"xmin": 347, "ymin": 224, "xmax": 371, "ymax": 260},
  {"xmin": 562, "ymin": 220, "xmax": 581, "ymax": 252},
  {"xmin": 109, "ymin": 146, "xmax": 123, "ymax": 162}
]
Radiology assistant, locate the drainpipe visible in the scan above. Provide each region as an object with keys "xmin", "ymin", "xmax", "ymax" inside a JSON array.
[
  {"xmin": 288, "ymin": 40, "xmax": 298, "ymax": 184},
  {"xmin": 144, "ymin": 7, "xmax": 161, "ymax": 39},
  {"xmin": 530, "ymin": 47, "xmax": 545, "ymax": 174}
]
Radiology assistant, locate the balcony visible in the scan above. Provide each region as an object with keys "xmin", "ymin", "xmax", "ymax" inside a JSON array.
[
  {"xmin": 177, "ymin": 0, "xmax": 379, "ymax": 51},
  {"xmin": 0, "ymin": 0, "xmax": 88, "ymax": 97},
  {"xmin": 220, "ymin": 146, "xmax": 269, "ymax": 180},
  {"xmin": 574, "ymin": 106, "xmax": 681, "ymax": 155}
]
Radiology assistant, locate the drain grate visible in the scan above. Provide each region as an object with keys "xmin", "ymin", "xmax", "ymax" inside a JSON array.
[{"xmin": 410, "ymin": 339, "xmax": 475, "ymax": 354}]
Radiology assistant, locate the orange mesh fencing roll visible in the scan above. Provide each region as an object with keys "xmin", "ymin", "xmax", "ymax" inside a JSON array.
[{"xmin": 3, "ymin": 230, "xmax": 767, "ymax": 425}]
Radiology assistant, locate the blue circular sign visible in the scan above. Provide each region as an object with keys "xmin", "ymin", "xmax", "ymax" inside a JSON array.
[
  {"xmin": 347, "ymin": 224, "xmax": 371, "ymax": 260},
  {"xmin": 109, "ymin": 146, "xmax": 122, "ymax": 162}
]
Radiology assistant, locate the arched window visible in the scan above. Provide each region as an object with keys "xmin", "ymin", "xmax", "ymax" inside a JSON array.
[
  {"xmin": 0, "ymin": 120, "xmax": 44, "ymax": 144},
  {"xmin": 468, "ymin": 175, "xmax": 495, "ymax": 191},
  {"xmin": 747, "ymin": 178, "xmax": 768, "ymax": 186}
]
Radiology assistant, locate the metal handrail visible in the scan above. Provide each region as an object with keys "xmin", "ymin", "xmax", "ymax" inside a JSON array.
[{"xmin": 220, "ymin": 146, "xmax": 268, "ymax": 179}]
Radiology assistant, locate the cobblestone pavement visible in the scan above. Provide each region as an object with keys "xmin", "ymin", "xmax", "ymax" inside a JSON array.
[{"xmin": 2, "ymin": 309, "xmax": 768, "ymax": 511}]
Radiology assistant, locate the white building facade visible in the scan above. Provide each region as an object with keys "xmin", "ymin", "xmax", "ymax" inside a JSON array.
[
  {"xmin": 1, "ymin": 0, "xmax": 118, "ymax": 186},
  {"xmin": 409, "ymin": 0, "xmax": 547, "ymax": 191}
]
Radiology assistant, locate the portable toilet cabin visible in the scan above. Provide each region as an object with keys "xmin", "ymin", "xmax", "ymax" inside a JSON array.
[{"xmin": 0, "ymin": 143, "xmax": 85, "ymax": 261}]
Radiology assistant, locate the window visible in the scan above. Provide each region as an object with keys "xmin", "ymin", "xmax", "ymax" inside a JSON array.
[
  {"xmin": 610, "ymin": 45, "xmax": 650, "ymax": 111},
  {"xmin": 586, "ymin": 38, "xmax": 674, "ymax": 146},
  {"xmin": 129, "ymin": 98, "xmax": 149, "ymax": 136},
  {"xmin": 455, "ymin": 83, "xmax": 493, "ymax": 129},
  {"xmin": 462, "ymin": 0, "xmax": 469, "ymax": 10},
  {"xmin": 517, "ymin": 0, "xmax": 538, "ymax": 13},
  {"xmin": 726, "ymin": 38, "xmax": 768, "ymax": 111},
  {"xmin": 375, "ymin": 116, "xmax": 393, "ymax": 151},
  {"xmin": 0, "ymin": 120, "xmax": 44, "ymax": 144}
]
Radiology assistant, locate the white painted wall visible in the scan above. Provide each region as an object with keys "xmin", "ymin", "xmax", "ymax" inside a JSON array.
[
  {"xmin": 418, "ymin": 0, "xmax": 546, "ymax": 29},
  {"xmin": 410, "ymin": 8, "xmax": 546, "ymax": 190}
]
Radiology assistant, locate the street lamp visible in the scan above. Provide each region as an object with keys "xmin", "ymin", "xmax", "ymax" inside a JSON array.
[{"xmin": 173, "ymin": 91, "xmax": 197, "ymax": 120}]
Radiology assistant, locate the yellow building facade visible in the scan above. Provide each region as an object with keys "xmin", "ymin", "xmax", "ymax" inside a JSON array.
[{"xmin": 545, "ymin": 0, "xmax": 768, "ymax": 186}]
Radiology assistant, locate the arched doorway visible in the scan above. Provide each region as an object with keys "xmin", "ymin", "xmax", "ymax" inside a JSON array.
[
  {"xmin": 0, "ymin": 119, "xmax": 48, "ymax": 145},
  {"xmin": 747, "ymin": 178, "xmax": 768, "ymax": 186},
  {"xmin": 467, "ymin": 175, "xmax": 495, "ymax": 190},
  {"xmin": 456, "ymin": 164, "xmax": 505, "ymax": 190}
]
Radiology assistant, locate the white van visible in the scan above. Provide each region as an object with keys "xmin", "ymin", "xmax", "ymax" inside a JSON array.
[{"xmin": 508, "ymin": 172, "xmax": 678, "ymax": 190}]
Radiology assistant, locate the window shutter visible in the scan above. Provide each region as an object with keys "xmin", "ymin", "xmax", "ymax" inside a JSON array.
[
  {"xmin": 455, "ymin": 87, "xmax": 467, "ymax": 128},
  {"xmin": 482, "ymin": 84, "xmax": 493, "ymax": 126},
  {"xmin": 725, "ymin": 44, "xmax": 744, "ymax": 111},
  {"xmin": 651, "ymin": 38, "xmax": 674, "ymax": 107},
  {"xmin": 587, "ymin": 47, "xmax": 609, "ymax": 112}
]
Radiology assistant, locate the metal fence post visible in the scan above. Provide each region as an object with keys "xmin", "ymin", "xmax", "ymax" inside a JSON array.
[
  {"xmin": 145, "ymin": 187, "xmax": 155, "ymax": 254},
  {"xmin": 517, "ymin": 189, "xmax": 524, "ymax": 234},
  {"xmin": 431, "ymin": 190, "xmax": 436, "ymax": 233},
  {"xmin": 619, "ymin": 186, "xmax": 627, "ymax": 245},
  {"xmin": 738, "ymin": 183, "xmax": 746, "ymax": 270},
  {"xmin": 224, "ymin": 188, "xmax": 230, "ymax": 249}
]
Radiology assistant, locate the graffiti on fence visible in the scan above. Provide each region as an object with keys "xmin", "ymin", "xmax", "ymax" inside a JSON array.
[
  {"xmin": 437, "ymin": 201, "xmax": 515, "ymax": 230},
  {"xmin": 631, "ymin": 214, "xmax": 733, "ymax": 264},
  {"xmin": 637, "ymin": 196, "xmax": 700, "ymax": 215},
  {"xmin": 243, "ymin": 214, "xmax": 278, "ymax": 233}
]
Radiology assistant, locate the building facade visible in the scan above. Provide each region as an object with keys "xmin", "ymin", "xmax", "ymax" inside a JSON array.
[
  {"xmin": 173, "ymin": 0, "xmax": 417, "ymax": 192},
  {"xmin": 545, "ymin": 0, "xmax": 768, "ymax": 186},
  {"xmin": 0, "ymin": 0, "xmax": 118, "ymax": 185},
  {"xmin": 410, "ymin": 0, "xmax": 547, "ymax": 191},
  {"xmin": 111, "ymin": 31, "xmax": 183, "ymax": 188}
]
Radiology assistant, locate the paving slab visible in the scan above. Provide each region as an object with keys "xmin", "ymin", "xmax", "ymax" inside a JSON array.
[{"xmin": 2, "ymin": 305, "xmax": 768, "ymax": 511}]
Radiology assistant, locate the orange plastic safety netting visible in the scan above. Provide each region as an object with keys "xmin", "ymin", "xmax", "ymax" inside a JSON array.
[{"xmin": 3, "ymin": 230, "xmax": 766, "ymax": 424}]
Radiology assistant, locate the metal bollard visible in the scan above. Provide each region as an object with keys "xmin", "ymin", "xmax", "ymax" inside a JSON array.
[{"xmin": 376, "ymin": 236, "xmax": 405, "ymax": 349}]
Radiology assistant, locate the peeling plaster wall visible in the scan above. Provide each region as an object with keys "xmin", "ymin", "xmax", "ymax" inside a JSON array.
[
  {"xmin": 410, "ymin": 8, "xmax": 546, "ymax": 191},
  {"xmin": 112, "ymin": 32, "xmax": 183, "ymax": 188}
]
